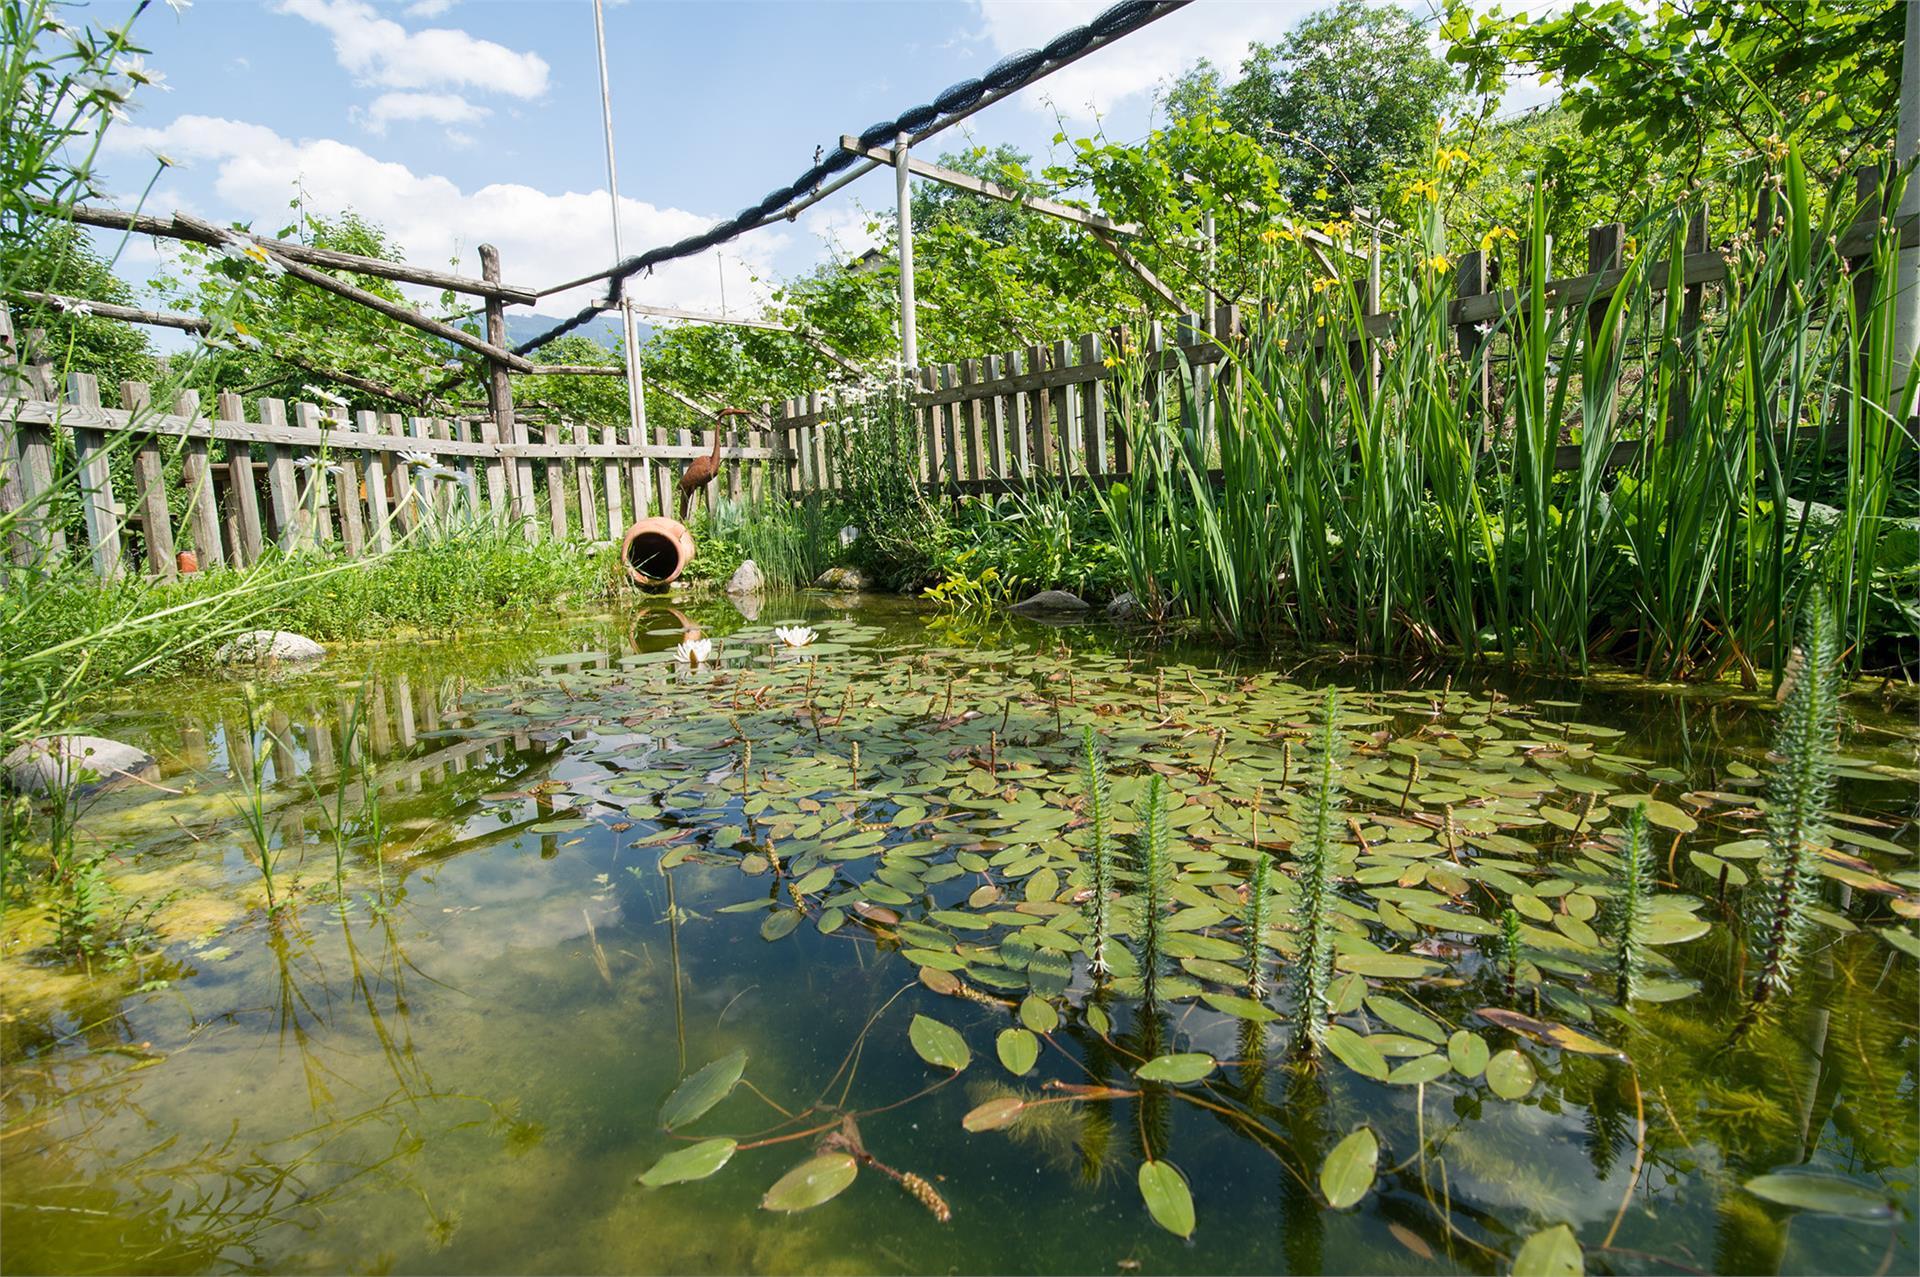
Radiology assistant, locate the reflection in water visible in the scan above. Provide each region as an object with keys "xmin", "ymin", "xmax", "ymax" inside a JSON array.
[{"xmin": 2, "ymin": 603, "xmax": 1915, "ymax": 1275}]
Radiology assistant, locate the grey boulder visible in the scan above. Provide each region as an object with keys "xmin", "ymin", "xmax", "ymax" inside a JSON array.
[
  {"xmin": 814, "ymin": 566, "xmax": 870, "ymax": 592},
  {"xmin": 5, "ymin": 734, "xmax": 157, "ymax": 795},
  {"xmin": 726, "ymin": 559, "xmax": 765, "ymax": 595},
  {"xmin": 1010, "ymin": 589, "xmax": 1090, "ymax": 617},
  {"xmin": 215, "ymin": 630, "xmax": 326, "ymax": 664}
]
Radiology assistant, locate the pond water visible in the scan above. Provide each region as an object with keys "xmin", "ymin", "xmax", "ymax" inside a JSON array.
[{"xmin": 3, "ymin": 596, "xmax": 1916, "ymax": 1276}]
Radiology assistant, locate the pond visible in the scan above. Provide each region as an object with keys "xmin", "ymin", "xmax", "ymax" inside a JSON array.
[{"xmin": 3, "ymin": 595, "xmax": 1916, "ymax": 1275}]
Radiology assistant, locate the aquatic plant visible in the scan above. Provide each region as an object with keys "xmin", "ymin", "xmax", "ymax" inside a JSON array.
[
  {"xmin": 1613, "ymin": 804, "xmax": 1654, "ymax": 1002},
  {"xmin": 1498, "ymin": 906, "xmax": 1523, "ymax": 1006},
  {"xmin": 1751, "ymin": 598, "xmax": 1841, "ymax": 1002},
  {"xmin": 1290, "ymin": 689, "xmax": 1344, "ymax": 1049},
  {"xmin": 1245, "ymin": 850, "xmax": 1273, "ymax": 999},
  {"xmin": 1081, "ymin": 725, "xmax": 1115, "ymax": 976},
  {"xmin": 228, "ymin": 686, "xmax": 285, "ymax": 913},
  {"xmin": 1135, "ymin": 775, "xmax": 1173, "ymax": 998}
]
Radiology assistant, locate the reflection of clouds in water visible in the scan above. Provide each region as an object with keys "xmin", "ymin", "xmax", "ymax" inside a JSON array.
[{"xmin": 1431, "ymin": 1090, "xmax": 1630, "ymax": 1226}]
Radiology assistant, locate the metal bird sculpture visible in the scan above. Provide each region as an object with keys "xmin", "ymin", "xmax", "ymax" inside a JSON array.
[{"xmin": 678, "ymin": 407, "xmax": 754, "ymax": 520}]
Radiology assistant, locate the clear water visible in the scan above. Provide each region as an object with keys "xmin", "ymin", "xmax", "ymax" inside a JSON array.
[{"xmin": 3, "ymin": 596, "xmax": 1915, "ymax": 1275}]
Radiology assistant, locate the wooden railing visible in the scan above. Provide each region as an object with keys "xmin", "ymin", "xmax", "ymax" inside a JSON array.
[{"xmin": 0, "ymin": 309, "xmax": 778, "ymax": 579}]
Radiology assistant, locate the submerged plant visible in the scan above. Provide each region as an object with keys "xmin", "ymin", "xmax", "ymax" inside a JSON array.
[
  {"xmin": 1290, "ymin": 690, "xmax": 1344, "ymax": 1049},
  {"xmin": 1245, "ymin": 850, "xmax": 1273, "ymax": 998},
  {"xmin": 229, "ymin": 686, "xmax": 284, "ymax": 913},
  {"xmin": 1498, "ymin": 907, "xmax": 1523, "ymax": 1006},
  {"xmin": 1614, "ymin": 804, "xmax": 1654, "ymax": 1002},
  {"xmin": 1751, "ymin": 598, "xmax": 1841, "ymax": 1002},
  {"xmin": 1136, "ymin": 775, "xmax": 1173, "ymax": 998},
  {"xmin": 1081, "ymin": 726, "xmax": 1114, "ymax": 976}
]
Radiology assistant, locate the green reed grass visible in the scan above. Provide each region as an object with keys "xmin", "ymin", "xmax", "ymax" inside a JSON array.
[{"xmin": 1096, "ymin": 145, "xmax": 1913, "ymax": 678}]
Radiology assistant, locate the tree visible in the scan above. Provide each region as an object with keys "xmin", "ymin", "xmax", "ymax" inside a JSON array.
[
  {"xmin": 5, "ymin": 222, "xmax": 155, "ymax": 385},
  {"xmin": 1168, "ymin": 1, "xmax": 1457, "ymax": 212}
]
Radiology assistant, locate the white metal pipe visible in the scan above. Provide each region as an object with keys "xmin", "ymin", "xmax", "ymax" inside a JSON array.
[
  {"xmin": 1897, "ymin": 0, "xmax": 1920, "ymax": 403},
  {"xmin": 896, "ymin": 131, "xmax": 918, "ymax": 375},
  {"xmin": 592, "ymin": 0, "xmax": 652, "ymax": 503}
]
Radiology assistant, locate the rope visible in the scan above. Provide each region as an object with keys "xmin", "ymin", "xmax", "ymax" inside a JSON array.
[{"xmin": 513, "ymin": 0, "xmax": 1185, "ymax": 356}]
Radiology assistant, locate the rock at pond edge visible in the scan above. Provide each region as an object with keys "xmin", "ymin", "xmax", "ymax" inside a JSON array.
[
  {"xmin": 215, "ymin": 630, "xmax": 326, "ymax": 664},
  {"xmin": 1010, "ymin": 589, "xmax": 1089, "ymax": 617},
  {"xmin": 813, "ymin": 566, "xmax": 871, "ymax": 592},
  {"xmin": 726, "ymin": 560, "xmax": 765, "ymax": 595},
  {"xmin": 4, "ymin": 735, "xmax": 158, "ymax": 795}
]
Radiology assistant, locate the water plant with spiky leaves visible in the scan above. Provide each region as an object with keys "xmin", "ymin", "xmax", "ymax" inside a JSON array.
[
  {"xmin": 1290, "ymin": 690, "xmax": 1344, "ymax": 1049},
  {"xmin": 1751, "ymin": 598, "xmax": 1840, "ymax": 1002},
  {"xmin": 1081, "ymin": 725, "xmax": 1115, "ymax": 976},
  {"xmin": 1245, "ymin": 851, "xmax": 1273, "ymax": 999},
  {"xmin": 1136, "ymin": 775, "xmax": 1172, "ymax": 999},
  {"xmin": 1498, "ymin": 907, "xmax": 1523, "ymax": 1006},
  {"xmin": 1613, "ymin": 803, "xmax": 1654, "ymax": 1002}
]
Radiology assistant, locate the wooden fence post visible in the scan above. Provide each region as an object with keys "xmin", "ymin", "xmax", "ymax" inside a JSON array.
[
  {"xmin": 544, "ymin": 422, "xmax": 569, "ymax": 541},
  {"xmin": 1453, "ymin": 250, "xmax": 1492, "ymax": 454},
  {"xmin": 291, "ymin": 402, "xmax": 335, "ymax": 549},
  {"xmin": 627, "ymin": 416, "xmax": 651, "ymax": 525},
  {"xmin": 119, "ymin": 380, "xmax": 176, "ymax": 578},
  {"xmin": 216, "ymin": 391, "xmax": 265, "ymax": 565},
  {"xmin": 257, "ymin": 398, "xmax": 298, "ymax": 550},
  {"xmin": 571, "ymin": 421, "xmax": 599, "ymax": 541},
  {"xmin": 358, "ymin": 409, "xmax": 393, "ymax": 552},
  {"xmin": 66, "ymin": 373, "xmax": 122, "ymax": 579},
  {"xmin": 176, "ymin": 389, "xmax": 225, "ymax": 567},
  {"xmin": 601, "ymin": 423, "xmax": 625, "ymax": 536},
  {"xmin": 1585, "ymin": 221, "xmax": 1626, "ymax": 356},
  {"xmin": 1080, "ymin": 333, "xmax": 1108, "ymax": 477},
  {"xmin": 480, "ymin": 243, "xmax": 533, "ymax": 536},
  {"xmin": 1052, "ymin": 339, "xmax": 1077, "ymax": 478},
  {"xmin": 1027, "ymin": 343, "xmax": 1052, "ymax": 480}
]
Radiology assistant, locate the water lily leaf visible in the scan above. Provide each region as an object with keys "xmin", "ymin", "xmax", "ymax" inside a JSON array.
[
  {"xmin": 817, "ymin": 907, "xmax": 846, "ymax": 934},
  {"xmin": 1447, "ymin": 1030, "xmax": 1490, "ymax": 1078},
  {"xmin": 791, "ymin": 866, "xmax": 834, "ymax": 895},
  {"xmin": 1335, "ymin": 952, "xmax": 1441, "ymax": 979},
  {"xmin": 903, "ymin": 948, "xmax": 967, "ymax": 971},
  {"xmin": 1201, "ymin": 991, "xmax": 1282, "ymax": 1022},
  {"xmin": 1135, "ymin": 1052, "xmax": 1216, "ymax": 1083},
  {"xmin": 638, "ymin": 1138, "xmax": 737, "ymax": 1187},
  {"xmin": 962, "ymin": 1096, "xmax": 1026, "ymax": 1132},
  {"xmin": 760, "ymin": 909, "xmax": 803, "ymax": 941},
  {"xmin": 1319, "ymin": 1128, "xmax": 1379, "ymax": 1208},
  {"xmin": 909, "ymin": 1014, "xmax": 971, "ymax": 1071},
  {"xmin": 1476, "ymin": 1008, "xmax": 1623, "ymax": 1058},
  {"xmin": 1510, "ymin": 1223, "xmax": 1583, "ymax": 1276},
  {"xmin": 660, "ymin": 1049, "xmax": 748, "ymax": 1129},
  {"xmin": 1137, "ymin": 1160, "xmax": 1195, "ymax": 1238},
  {"xmin": 1485, "ymin": 1049, "xmax": 1536, "ymax": 1100},
  {"xmin": 918, "ymin": 966, "xmax": 961, "ymax": 995},
  {"xmin": 1018, "ymin": 995, "xmax": 1058, "ymax": 1033},
  {"xmin": 1388, "ymin": 1054, "xmax": 1451, "ymax": 1085},
  {"xmin": 997, "ymin": 1027, "xmax": 1040, "ymax": 1076},
  {"xmin": 1322, "ymin": 1024, "xmax": 1389, "ymax": 1080},
  {"xmin": 1742, "ymin": 1173, "xmax": 1894, "ymax": 1219},
  {"xmin": 760, "ymin": 1153, "xmax": 858, "ymax": 1212}
]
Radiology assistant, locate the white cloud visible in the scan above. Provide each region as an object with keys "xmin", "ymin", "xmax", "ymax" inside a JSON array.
[
  {"xmin": 404, "ymin": 0, "xmax": 457, "ymax": 16},
  {"xmin": 353, "ymin": 90, "xmax": 489, "ymax": 135},
  {"xmin": 801, "ymin": 204, "xmax": 886, "ymax": 261},
  {"xmin": 278, "ymin": 0, "xmax": 548, "ymax": 99},
  {"xmin": 103, "ymin": 114, "xmax": 780, "ymax": 319}
]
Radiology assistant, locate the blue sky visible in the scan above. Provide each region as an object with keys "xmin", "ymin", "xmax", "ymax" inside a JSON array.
[{"xmin": 93, "ymin": 0, "xmax": 1464, "ymax": 321}]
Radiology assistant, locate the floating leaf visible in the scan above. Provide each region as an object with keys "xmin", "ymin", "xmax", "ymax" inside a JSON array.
[
  {"xmin": 1322, "ymin": 1024, "xmax": 1390, "ymax": 1080},
  {"xmin": 760, "ymin": 909, "xmax": 802, "ymax": 941},
  {"xmin": 659, "ymin": 1049, "xmax": 748, "ymax": 1129},
  {"xmin": 1200, "ymin": 991, "xmax": 1282, "ymax": 1022},
  {"xmin": 1485, "ymin": 1049, "xmax": 1536, "ymax": 1100},
  {"xmin": 909, "ymin": 1014, "xmax": 971, "ymax": 1071},
  {"xmin": 638, "ymin": 1138, "xmax": 737, "ymax": 1187},
  {"xmin": 997, "ymin": 1028, "xmax": 1039, "ymax": 1076},
  {"xmin": 1135, "ymin": 1052, "xmax": 1216, "ymax": 1083},
  {"xmin": 1334, "ymin": 952, "xmax": 1442, "ymax": 979},
  {"xmin": 1137, "ymin": 1160, "xmax": 1195, "ymax": 1238},
  {"xmin": 1447, "ymin": 1030, "xmax": 1490, "ymax": 1078},
  {"xmin": 1476, "ymin": 1008, "xmax": 1623, "ymax": 1058},
  {"xmin": 1510, "ymin": 1223, "xmax": 1583, "ymax": 1276},
  {"xmin": 760, "ymin": 1153, "xmax": 858, "ymax": 1212},
  {"xmin": 1388, "ymin": 1054, "xmax": 1450, "ymax": 1085},
  {"xmin": 1018, "ymin": 995, "xmax": 1058, "ymax": 1034},
  {"xmin": 962, "ymin": 1096, "xmax": 1026, "ymax": 1132},
  {"xmin": 1319, "ymin": 1128, "xmax": 1379, "ymax": 1208},
  {"xmin": 1742, "ymin": 1173, "xmax": 1894, "ymax": 1219}
]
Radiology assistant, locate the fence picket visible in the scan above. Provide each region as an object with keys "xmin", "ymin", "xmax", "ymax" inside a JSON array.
[
  {"xmin": 216, "ymin": 391, "xmax": 266, "ymax": 565},
  {"xmin": 358, "ymin": 409, "xmax": 393, "ymax": 553},
  {"xmin": 120, "ymin": 380, "xmax": 176, "ymax": 578},
  {"xmin": 572, "ymin": 422, "xmax": 599, "ymax": 542},
  {"xmin": 66, "ymin": 373, "xmax": 123, "ymax": 579},
  {"xmin": 177, "ymin": 390, "xmax": 225, "ymax": 566}
]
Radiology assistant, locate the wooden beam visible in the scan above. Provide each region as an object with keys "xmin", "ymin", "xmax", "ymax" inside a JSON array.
[
  {"xmin": 594, "ymin": 298, "xmax": 790, "ymax": 331},
  {"xmin": 1089, "ymin": 228, "xmax": 1186, "ymax": 310},
  {"xmin": 844, "ymin": 136, "xmax": 1143, "ymax": 237},
  {"xmin": 524, "ymin": 363, "xmax": 624, "ymax": 376},
  {"xmin": 51, "ymin": 200, "xmax": 539, "ymax": 303},
  {"xmin": 12, "ymin": 290, "xmax": 208, "ymax": 333},
  {"xmin": 170, "ymin": 217, "xmax": 535, "ymax": 374}
]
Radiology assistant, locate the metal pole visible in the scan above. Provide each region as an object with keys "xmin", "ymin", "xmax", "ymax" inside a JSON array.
[
  {"xmin": 1897, "ymin": 0, "xmax": 1920, "ymax": 401},
  {"xmin": 592, "ymin": 0, "xmax": 652, "ymax": 514},
  {"xmin": 895, "ymin": 132, "xmax": 918, "ymax": 375}
]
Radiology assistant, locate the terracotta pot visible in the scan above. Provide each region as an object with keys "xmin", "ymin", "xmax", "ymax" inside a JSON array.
[
  {"xmin": 619, "ymin": 517, "xmax": 695, "ymax": 586},
  {"xmin": 176, "ymin": 550, "xmax": 199, "ymax": 574}
]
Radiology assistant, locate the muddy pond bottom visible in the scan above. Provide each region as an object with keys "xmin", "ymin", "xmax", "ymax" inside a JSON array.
[{"xmin": 4, "ymin": 596, "xmax": 1916, "ymax": 1275}]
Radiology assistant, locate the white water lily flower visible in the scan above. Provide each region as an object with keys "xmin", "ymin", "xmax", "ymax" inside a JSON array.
[
  {"xmin": 675, "ymin": 638, "xmax": 714, "ymax": 664},
  {"xmin": 775, "ymin": 626, "xmax": 817, "ymax": 648}
]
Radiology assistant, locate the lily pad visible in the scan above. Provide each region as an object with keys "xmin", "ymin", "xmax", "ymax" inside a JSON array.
[
  {"xmin": 1743, "ymin": 1172, "xmax": 1895, "ymax": 1219},
  {"xmin": 1510, "ymin": 1223, "xmax": 1583, "ymax": 1276},
  {"xmin": 638, "ymin": 1138, "xmax": 737, "ymax": 1187},
  {"xmin": 1137, "ymin": 1160, "xmax": 1195, "ymax": 1238},
  {"xmin": 909, "ymin": 1014, "xmax": 971, "ymax": 1071},
  {"xmin": 1485, "ymin": 1049, "xmax": 1536, "ymax": 1100},
  {"xmin": 1319, "ymin": 1128, "xmax": 1379, "ymax": 1209},
  {"xmin": 996, "ymin": 1027, "xmax": 1040, "ymax": 1076},
  {"xmin": 1135, "ymin": 1052, "xmax": 1216, "ymax": 1083},
  {"xmin": 659, "ymin": 1050, "xmax": 748, "ymax": 1129},
  {"xmin": 760, "ymin": 1153, "xmax": 858, "ymax": 1212}
]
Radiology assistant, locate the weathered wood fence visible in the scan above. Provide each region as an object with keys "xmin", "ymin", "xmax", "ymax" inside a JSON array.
[
  {"xmin": 771, "ymin": 167, "xmax": 1900, "ymax": 498},
  {"xmin": 0, "ymin": 308, "xmax": 780, "ymax": 580}
]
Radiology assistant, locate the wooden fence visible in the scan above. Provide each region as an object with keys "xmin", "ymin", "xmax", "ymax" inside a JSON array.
[
  {"xmin": 770, "ymin": 168, "xmax": 1900, "ymax": 498},
  {"xmin": 0, "ymin": 308, "xmax": 779, "ymax": 580}
]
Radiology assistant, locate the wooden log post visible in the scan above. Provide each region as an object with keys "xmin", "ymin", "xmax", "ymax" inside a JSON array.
[
  {"xmin": 176, "ymin": 390, "xmax": 224, "ymax": 567},
  {"xmin": 66, "ymin": 373, "xmax": 123, "ymax": 579},
  {"xmin": 216, "ymin": 391, "xmax": 265, "ymax": 565},
  {"xmin": 1454, "ymin": 250, "xmax": 1493, "ymax": 455},
  {"xmin": 626, "ymin": 416, "xmax": 650, "ymax": 525},
  {"xmin": 544, "ymin": 421, "xmax": 569, "ymax": 541},
  {"xmin": 1027, "ymin": 343, "xmax": 1052, "ymax": 480},
  {"xmin": 480, "ymin": 243, "xmax": 534, "ymax": 535},
  {"xmin": 119, "ymin": 380, "xmax": 176, "ymax": 578},
  {"xmin": 357, "ymin": 409, "xmax": 393, "ymax": 553},
  {"xmin": 1585, "ymin": 222, "xmax": 1627, "ymax": 357},
  {"xmin": 571, "ymin": 422, "xmax": 600, "ymax": 542},
  {"xmin": 1052, "ymin": 338, "xmax": 1078, "ymax": 478},
  {"xmin": 983, "ymin": 354, "xmax": 1010, "ymax": 482},
  {"xmin": 1081, "ymin": 333, "xmax": 1109, "ymax": 476}
]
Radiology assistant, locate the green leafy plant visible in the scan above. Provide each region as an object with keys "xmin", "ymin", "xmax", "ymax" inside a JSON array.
[
  {"xmin": 1081, "ymin": 725, "xmax": 1114, "ymax": 977},
  {"xmin": 1613, "ymin": 803, "xmax": 1653, "ymax": 1002},
  {"xmin": 1135, "ymin": 775, "xmax": 1173, "ymax": 998},
  {"xmin": 1291, "ymin": 689, "xmax": 1344, "ymax": 1049}
]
